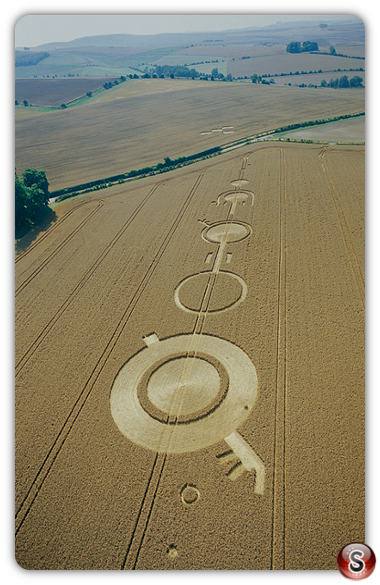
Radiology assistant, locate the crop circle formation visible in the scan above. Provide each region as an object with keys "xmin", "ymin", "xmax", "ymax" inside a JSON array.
[
  {"xmin": 110, "ymin": 334, "xmax": 258, "ymax": 454},
  {"xmin": 202, "ymin": 221, "xmax": 251, "ymax": 244},
  {"xmin": 174, "ymin": 271, "xmax": 247, "ymax": 314}
]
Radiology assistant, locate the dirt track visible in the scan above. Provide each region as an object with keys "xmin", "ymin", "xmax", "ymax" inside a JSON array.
[{"xmin": 15, "ymin": 142, "xmax": 364, "ymax": 569}]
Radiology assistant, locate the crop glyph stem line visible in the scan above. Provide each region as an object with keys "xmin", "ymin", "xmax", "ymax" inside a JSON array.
[
  {"xmin": 120, "ymin": 174, "xmax": 206, "ymax": 569},
  {"xmin": 123, "ymin": 156, "xmax": 249, "ymax": 569}
]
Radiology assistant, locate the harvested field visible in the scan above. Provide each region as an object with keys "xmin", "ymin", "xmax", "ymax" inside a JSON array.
[
  {"xmin": 15, "ymin": 79, "xmax": 364, "ymax": 191},
  {"xmin": 228, "ymin": 52, "xmax": 364, "ymax": 77},
  {"xmin": 279, "ymin": 115, "xmax": 365, "ymax": 143},
  {"xmin": 172, "ymin": 43, "xmax": 365, "ymax": 60},
  {"xmin": 15, "ymin": 77, "xmax": 118, "ymax": 107},
  {"xmin": 270, "ymin": 71, "xmax": 365, "ymax": 86},
  {"xmin": 15, "ymin": 141, "xmax": 365, "ymax": 570}
]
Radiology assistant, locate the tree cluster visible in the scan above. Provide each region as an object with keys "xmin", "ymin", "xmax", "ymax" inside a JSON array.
[
  {"xmin": 286, "ymin": 41, "xmax": 319, "ymax": 53},
  {"xmin": 152, "ymin": 64, "xmax": 200, "ymax": 78},
  {"xmin": 272, "ymin": 112, "xmax": 363, "ymax": 135},
  {"xmin": 15, "ymin": 169, "xmax": 50, "ymax": 229},
  {"xmin": 103, "ymin": 80, "xmax": 118, "ymax": 90},
  {"xmin": 320, "ymin": 75, "xmax": 363, "ymax": 88},
  {"xmin": 15, "ymin": 51, "xmax": 50, "ymax": 67}
]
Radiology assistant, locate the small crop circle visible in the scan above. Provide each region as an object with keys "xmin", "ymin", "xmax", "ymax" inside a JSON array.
[{"xmin": 181, "ymin": 483, "xmax": 200, "ymax": 505}]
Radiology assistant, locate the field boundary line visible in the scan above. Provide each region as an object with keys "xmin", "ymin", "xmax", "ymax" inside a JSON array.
[
  {"xmin": 319, "ymin": 149, "xmax": 365, "ymax": 308},
  {"xmin": 15, "ymin": 173, "xmax": 204, "ymax": 538},
  {"xmin": 271, "ymin": 148, "xmax": 287, "ymax": 570},
  {"xmin": 15, "ymin": 200, "xmax": 104, "ymax": 295}
]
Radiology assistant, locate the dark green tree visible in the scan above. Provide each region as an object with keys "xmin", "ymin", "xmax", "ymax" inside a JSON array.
[
  {"xmin": 329, "ymin": 45, "xmax": 336, "ymax": 54},
  {"xmin": 301, "ymin": 41, "xmax": 319, "ymax": 52},
  {"xmin": 22, "ymin": 168, "xmax": 50, "ymax": 205},
  {"xmin": 339, "ymin": 75, "xmax": 350, "ymax": 88},
  {"xmin": 350, "ymin": 76, "xmax": 364, "ymax": 87},
  {"xmin": 15, "ymin": 173, "xmax": 29, "ymax": 228},
  {"xmin": 15, "ymin": 169, "xmax": 50, "ymax": 229},
  {"xmin": 327, "ymin": 78, "xmax": 339, "ymax": 88},
  {"xmin": 286, "ymin": 42, "xmax": 301, "ymax": 53},
  {"xmin": 26, "ymin": 184, "xmax": 47, "ymax": 222}
]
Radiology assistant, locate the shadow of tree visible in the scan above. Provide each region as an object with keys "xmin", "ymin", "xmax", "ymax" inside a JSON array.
[{"xmin": 15, "ymin": 208, "xmax": 58, "ymax": 255}]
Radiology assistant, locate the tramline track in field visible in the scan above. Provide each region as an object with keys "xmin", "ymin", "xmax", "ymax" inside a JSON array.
[
  {"xmin": 270, "ymin": 148, "xmax": 287, "ymax": 570},
  {"xmin": 319, "ymin": 148, "xmax": 365, "ymax": 308},
  {"xmin": 15, "ymin": 200, "xmax": 105, "ymax": 295},
  {"xmin": 15, "ymin": 173, "xmax": 204, "ymax": 535},
  {"xmin": 15, "ymin": 181, "xmax": 165, "ymax": 375},
  {"xmin": 15, "ymin": 196, "xmax": 101, "ymax": 263}
]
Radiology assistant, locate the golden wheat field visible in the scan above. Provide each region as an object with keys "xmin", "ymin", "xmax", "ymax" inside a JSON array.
[
  {"xmin": 15, "ymin": 140, "xmax": 364, "ymax": 570},
  {"xmin": 15, "ymin": 79, "xmax": 364, "ymax": 192}
]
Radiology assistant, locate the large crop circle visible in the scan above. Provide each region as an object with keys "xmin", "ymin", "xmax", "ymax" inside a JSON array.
[
  {"xmin": 110, "ymin": 334, "xmax": 258, "ymax": 454},
  {"xmin": 174, "ymin": 271, "xmax": 248, "ymax": 315}
]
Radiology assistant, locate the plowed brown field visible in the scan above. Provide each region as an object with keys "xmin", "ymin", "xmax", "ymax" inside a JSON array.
[
  {"xmin": 15, "ymin": 141, "xmax": 364, "ymax": 570},
  {"xmin": 15, "ymin": 77, "xmax": 118, "ymax": 107}
]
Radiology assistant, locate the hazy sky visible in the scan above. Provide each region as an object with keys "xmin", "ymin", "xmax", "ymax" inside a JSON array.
[{"xmin": 14, "ymin": 13, "xmax": 359, "ymax": 48}]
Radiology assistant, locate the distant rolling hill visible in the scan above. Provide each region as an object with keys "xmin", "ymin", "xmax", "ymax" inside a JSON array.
[{"xmin": 15, "ymin": 18, "xmax": 364, "ymax": 79}]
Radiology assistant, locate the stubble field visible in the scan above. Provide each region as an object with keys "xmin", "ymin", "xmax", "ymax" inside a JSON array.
[
  {"xmin": 227, "ymin": 52, "xmax": 364, "ymax": 78},
  {"xmin": 15, "ymin": 79, "xmax": 364, "ymax": 192},
  {"xmin": 15, "ymin": 140, "xmax": 365, "ymax": 570}
]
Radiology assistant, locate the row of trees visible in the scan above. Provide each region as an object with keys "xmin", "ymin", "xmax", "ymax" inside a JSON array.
[
  {"xmin": 251, "ymin": 74, "xmax": 275, "ymax": 84},
  {"xmin": 250, "ymin": 72, "xmax": 363, "ymax": 88},
  {"xmin": 15, "ymin": 169, "xmax": 50, "ymax": 229},
  {"xmin": 52, "ymin": 147, "xmax": 222, "ymax": 201},
  {"xmin": 271, "ymin": 112, "xmax": 364, "ymax": 135},
  {"xmin": 103, "ymin": 77, "xmax": 126, "ymax": 90},
  {"xmin": 50, "ymin": 111, "xmax": 363, "ymax": 202},
  {"xmin": 321, "ymin": 75, "xmax": 363, "ymax": 88},
  {"xmin": 153, "ymin": 64, "xmax": 200, "ymax": 78}
]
